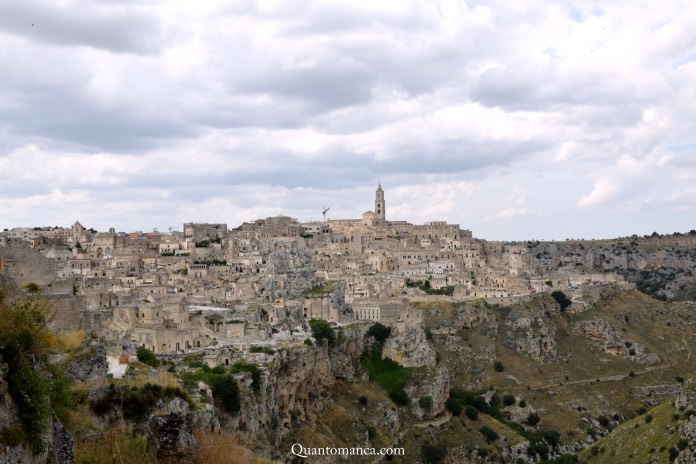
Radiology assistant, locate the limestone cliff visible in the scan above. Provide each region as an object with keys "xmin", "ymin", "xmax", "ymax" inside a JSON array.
[{"xmin": 382, "ymin": 323, "xmax": 436, "ymax": 367}]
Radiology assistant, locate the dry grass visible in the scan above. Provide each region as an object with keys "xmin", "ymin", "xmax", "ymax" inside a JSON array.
[
  {"xmin": 75, "ymin": 427, "xmax": 150, "ymax": 464},
  {"xmin": 54, "ymin": 330, "xmax": 87, "ymax": 352},
  {"xmin": 83, "ymin": 364, "xmax": 181, "ymax": 391},
  {"xmin": 193, "ymin": 430, "xmax": 272, "ymax": 464}
]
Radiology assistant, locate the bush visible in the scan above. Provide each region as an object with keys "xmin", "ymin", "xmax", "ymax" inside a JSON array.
[
  {"xmin": 366, "ymin": 322, "xmax": 392, "ymax": 342},
  {"xmin": 136, "ymin": 346, "xmax": 160, "ymax": 367},
  {"xmin": 24, "ymin": 283, "xmax": 40, "ymax": 294},
  {"xmin": 668, "ymin": 447, "xmax": 679, "ymax": 461},
  {"xmin": 543, "ymin": 430, "xmax": 562, "ymax": 447},
  {"xmin": 519, "ymin": 399, "xmax": 527, "ymax": 408},
  {"xmin": 502, "ymin": 394, "xmax": 516, "ymax": 406},
  {"xmin": 419, "ymin": 396, "xmax": 433, "ymax": 410},
  {"xmin": 528, "ymin": 441, "xmax": 549, "ymax": 460},
  {"xmin": 358, "ymin": 396, "xmax": 368, "ymax": 406},
  {"xmin": 209, "ymin": 374, "xmax": 241, "ymax": 413},
  {"xmin": 421, "ymin": 442, "xmax": 447, "ymax": 464},
  {"xmin": 526, "ymin": 412, "xmax": 541, "ymax": 426},
  {"xmin": 304, "ymin": 338, "xmax": 314, "ymax": 347},
  {"xmin": 597, "ymin": 415, "xmax": 610, "ymax": 427},
  {"xmin": 229, "ymin": 361, "xmax": 261, "ymax": 391},
  {"xmin": 493, "ymin": 360, "xmax": 504, "ymax": 372},
  {"xmin": 479, "ymin": 425, "xmax": 499, "ymax": 443},
  {"xmin": 446, "ymin": 398, "xmax": 462, "ymax": 416},
  {"xmin": 465, "ymin": 406, "xmax": 479, "ymax": 420},
  {"xmin": 389, "ymin": 389, "xmax": 410, "ymax": 406},
  {"xmin": 645, "ymin": 414, "xmax": 653, "ymax": 423},
  {"xmin": 551, "ymin": 291, "xmax": 572, "ymax": 311},
  {"xmin": 309, "ymin": 319, "xmax": 336, "ymax": 347}
]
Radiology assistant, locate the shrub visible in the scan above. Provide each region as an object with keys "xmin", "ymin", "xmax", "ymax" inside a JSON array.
[
  {"xmin": 366, "ymin": 322, "xmax": 392, "ymax": 342},
  {"xmin": 229, "ymin": 361, "xmax": 261, "ymax": 391},
  {"xmin": 389, "ymin": 389, "xmax": 410, "ymax": 406},
  {"xmin": 526, "ymin": 412, "xmax": 541, "ymax": 426},
  {"xmin": 419, "ymin": 396, "xmax": 433, "ymax": 410},
  {"xmin": 519, "ymin": 399, "xmax": 527, "ymax": 408},
  {"xmin": 136, "ymin": 346, "xmax": 160, "ymax": 367},
  {"xmin": 528, "ymin": 441, "xmax": 550, "ymax": 460},
  {"xmin": 645, "ymin": 414, "xmax": 653, "ymax": 423},
  {"xmin": 493, "ymin": 360, "xmax": 504, "ymax": 372},
  {"xmin": 309, "ymin": 319, "xmax": 336, "ymax": 347},
  {"xmin": 503, "ymin": 394, "xmax": 516, "ymax": 406},
  {"xmin": 551, "ymin": 291, "xmax": 572, "ymax": 311},
  {"xmin": 597, "ymin": 415, "xmax": 610, "ymax": 427},
  {"xmin": 209, "ymin": 374, "xmax": 241, "ymax": 413},
  {"xmin": 668, "ymin": 447, "xmax": 679, "ymax": 461},
  {"xmin": 358, "ymin": 396, "xmax": 368, "ymax": 406},
  {"xmin": 304, "ymin": 338, "xmax": 314, "ymax": 347},
  {"xmin": 24, "ymin": 283, "xmax": 40, "ymax": 294},
  {"xmin": 465, "ymin": 406, "xmax": 479, "ymax": 420},
  {"xmin": 543, "ymin": 430, "xmax": 561, "ymax": 447},
  {"xmin": 421, "ymin": 442, "xmax": 447, "ymax": 464},
  {"xmin": 446, "ymin": 398, "xmax": 462, "ymax": 416},
  {"xmin": 479, "ymin": 425, "xmax": 499, "ymax": 443}
]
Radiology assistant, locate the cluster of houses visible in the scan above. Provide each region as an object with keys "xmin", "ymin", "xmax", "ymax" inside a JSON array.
[{"xmin": 0, "ymin": 184, "xmax": 629, "ymax": 356}]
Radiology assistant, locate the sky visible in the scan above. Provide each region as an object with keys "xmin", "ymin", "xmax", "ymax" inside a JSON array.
[{"xmin": 0, "ymin": 0, "xmax": 695, "ymax": 241}]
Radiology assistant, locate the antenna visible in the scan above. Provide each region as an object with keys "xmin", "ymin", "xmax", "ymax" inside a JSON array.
[{"xmin": 322, "ymin": 206, "xmax": 330, "ymax": 223}]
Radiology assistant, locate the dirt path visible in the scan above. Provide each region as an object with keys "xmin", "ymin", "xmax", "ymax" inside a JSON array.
[
  {"xmin": 531, "ymin": 365, "xmax": 669, "ymax": 390},
  {"xmin": 684, "ymin": 335, "xmax": 691, "ymax": 360}
]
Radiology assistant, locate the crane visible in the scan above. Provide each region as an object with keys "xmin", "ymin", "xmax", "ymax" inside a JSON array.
[{"xmin": 322, "ymin": 206, "xmax": 330, "ymax": 223}]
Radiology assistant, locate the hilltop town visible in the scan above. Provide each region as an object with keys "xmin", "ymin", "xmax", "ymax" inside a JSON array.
[
  {"xmin": 2, "ymin": 185, "xmax": 696, "ymax": 464},
  {"xmin": 0, "ymin": 184, "xmax": 636, "ymax": 364}
]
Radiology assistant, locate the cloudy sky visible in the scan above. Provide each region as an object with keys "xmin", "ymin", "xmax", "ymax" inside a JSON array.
[{"xmin": 0, "ymin": 0, "xmax": 694, "ymax": 240}]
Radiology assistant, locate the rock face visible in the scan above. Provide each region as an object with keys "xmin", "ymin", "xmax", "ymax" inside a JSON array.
[
  {"xmin": 227, "ymin": 322, "xmax": 372, "ymax": 457},
  {"xmin": 407, "ymin": 367, "xmax": 450, "ymax": 420},
  {"xmin": 222, "ymin": 321, "xmax": 440, "ymax": 459},
  {"xmin": 47, "ymin": 419, "xmax": 75, "ymax": 464},
  {"xmin": 501, "ymin": 314, "xmax": 557, "ymax": 363},
  {"xmin": 383, "ymin": 323, "xmax": 436, "ymax": 367},
  {"xmin": 571, "ymin": 320, "xmax": 660, "ymax": 364},
  {"xmin": 67, "ymin": 340, "xmax": 108, "ymax": 382},
  {"xmin": 147, "ymin": 398, "xmax": 198, "ymax": 460},
  {"xmin": 0, "ymin": 356, "xmax": 75, "ymax": 464},
  {"xmin": 675, "ymin": 379, "xmax": 696, "ymax": 464}
]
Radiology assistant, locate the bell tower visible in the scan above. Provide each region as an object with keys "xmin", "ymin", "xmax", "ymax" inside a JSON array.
[{"xmin": 374, "ymin": 182, "xmax": 385, "ymax": 226}]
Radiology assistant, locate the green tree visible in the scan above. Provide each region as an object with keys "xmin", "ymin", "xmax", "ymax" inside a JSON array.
[
  {"xmin": 309, "ymin": 319, "xmax": 336, "ymax": 347},
  {"xmin": 136, "ymin": 346, "xmax": 160, "ymax": 367},
  {"xmin": 551, "ymin": 291, "xmax": 572, "ymax": 311},
  {"xmin": 366, "ymin": 322, "xmax": 392, "ymax": 342}
]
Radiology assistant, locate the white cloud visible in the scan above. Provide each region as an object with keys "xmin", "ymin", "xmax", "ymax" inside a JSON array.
[{"xmin": 0, "ymin": 0, "xmax": 694, "ymax": 239}]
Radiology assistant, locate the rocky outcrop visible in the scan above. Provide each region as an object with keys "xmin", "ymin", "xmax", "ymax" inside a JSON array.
[
  {"xmin": 675, "ymin": 379, "xmax": 696, "ymax": 464},
  {"xmin": 67, "ymin": 339, "xmax": 107, "ymax": 382},
  {"xmin": 226, "ymin": 322, "xmax": 372, "ymax": 458},
  {"xmin": 407, "ymin": 367, "xmax": 449, "ymax": 420},
  {"xmin": 47, "ymin": 419, "xmax": 74, "ymax": 464},
  {"xmin": 454, "ymin": 302, "xmax": 493, "ymax": 330},
  {"xmin": 147, "ymin": 398, "xmax": 198, "ymax": 461},
  {"xmin": 571, "ymin": 320, "xmax": 660, "ymax": 364},
  {"xmin": 0, "ymin": 357, "xmax": 75, "ymax": 464},
  {"xmin": 501, "ymin": 313, "xmax": 557, "ymax": 363},
  {"xmin": 383, "ymin": 323, "xmax": 436, "ymax": 367}
]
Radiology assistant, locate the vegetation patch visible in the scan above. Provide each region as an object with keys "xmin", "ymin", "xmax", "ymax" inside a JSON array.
[{"xmin": 361, "ymin": 342, "xmax": 412, "ymax": 406}]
